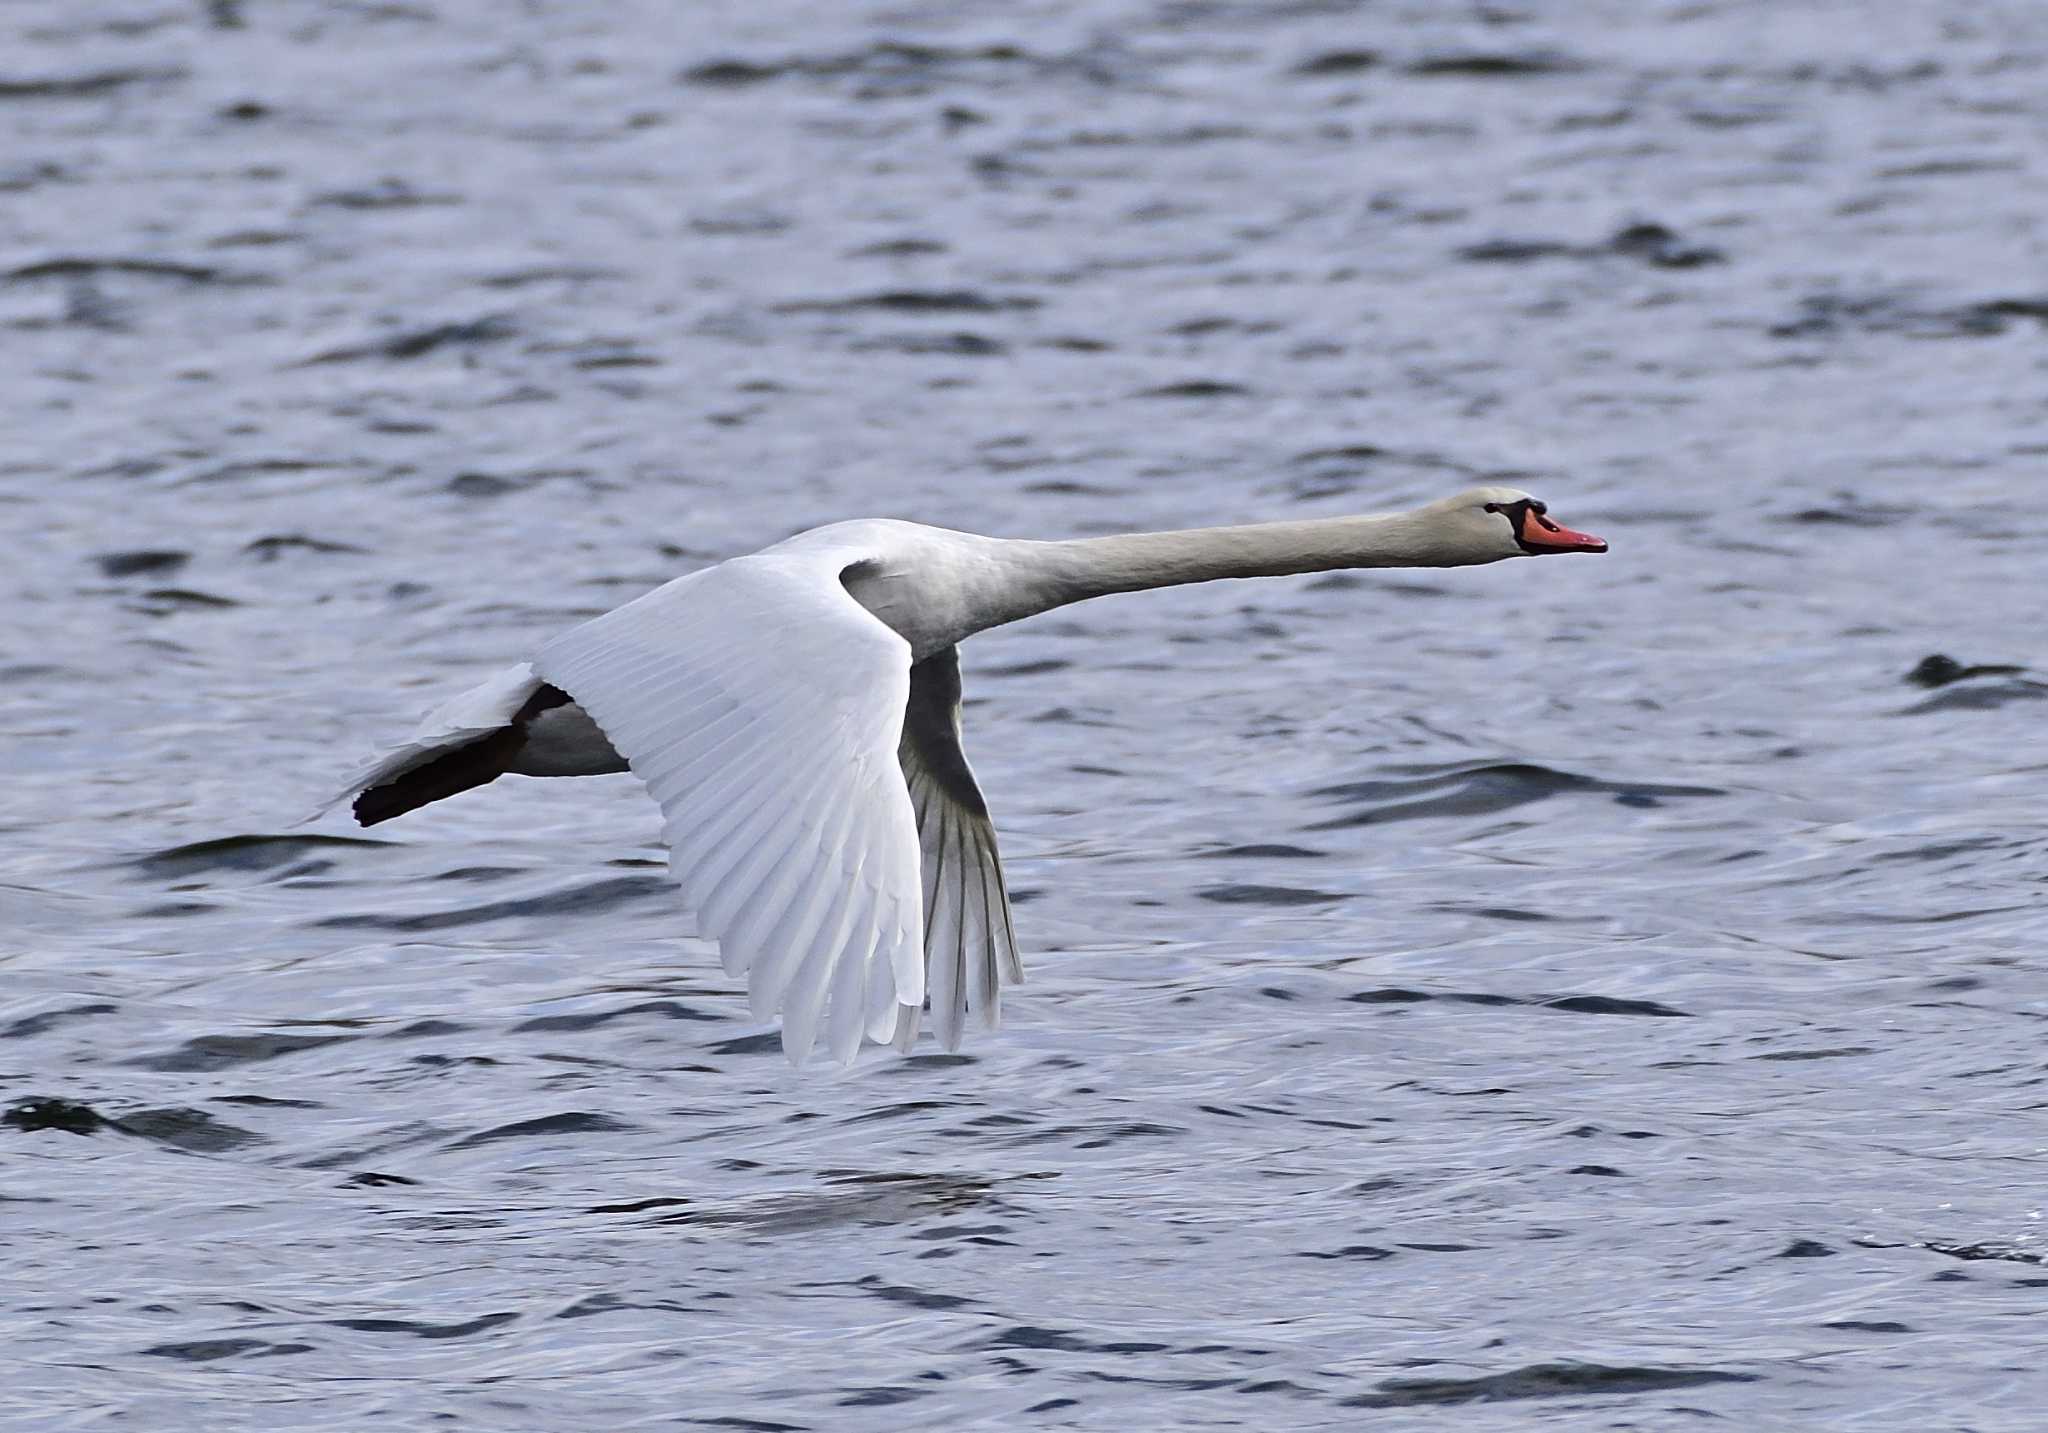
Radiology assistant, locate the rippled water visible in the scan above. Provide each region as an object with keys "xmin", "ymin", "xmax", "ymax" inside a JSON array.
[{"xmin": 6, "ymin": 2, "xmax": 2047, "ymax": 1428}]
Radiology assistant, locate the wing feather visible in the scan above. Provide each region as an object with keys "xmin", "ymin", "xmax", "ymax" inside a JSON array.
[
  {"xmin": 898, "ymin": 648, "xmax": 1023, "ymax": 1052},
  {"xmin": 533, "ymin": 554, "xmax": 925, "ymax": 1063}
]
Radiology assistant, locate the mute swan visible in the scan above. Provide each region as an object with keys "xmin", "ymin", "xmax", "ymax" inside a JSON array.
[{"xmin": 329, "ymin": 485, "xmax": 1605, "ymax": 1063}]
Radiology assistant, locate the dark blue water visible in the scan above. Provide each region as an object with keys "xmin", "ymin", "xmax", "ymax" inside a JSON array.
[{"xmin": 5, "ymin": 2, "xmax": 2046, "ymax": 1428}]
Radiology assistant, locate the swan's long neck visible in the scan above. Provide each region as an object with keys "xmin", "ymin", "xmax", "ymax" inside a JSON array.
[{"xmin": 991, "ymin": 509, "xmax": 1484, "ymax": 624}]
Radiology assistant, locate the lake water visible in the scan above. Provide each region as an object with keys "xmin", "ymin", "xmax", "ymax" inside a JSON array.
[{"xmin": 4, "ymin": 2, "xmax": 2046, "ymax": 1428}]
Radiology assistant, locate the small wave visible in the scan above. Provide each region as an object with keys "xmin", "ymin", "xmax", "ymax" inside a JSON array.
[
  {"xmin": 1291, "ymin": 50, "xmax": 1379, "ymax": 78},
  {"xmin": 1900, "ymin": 681, "xmax": 2046, "ymax": 714},
  {"xmin": 117, "ymin": 1106, "xmax": 267, "ymax": 1153},
  {"xmin": 311, "ymin": 874, "xmax": 668, "ymax": 930},
  {"xmin": 1309, "ymin": 760, "xmax": 1721, "ymax": 829},
  {"xmin": 513, "ymin": 999, "xmax": 720, "ymax": 1033},
  {"xmin": 1458, "ymin": 221, "xmax": 1723, "ymax": 269},
  {"xmin": 125, "ymin": 1031, "xmax": 351, "ymax": 1072},
  {"xmin": 1134, "ymin": 379, "xmax": 1254, "ymax": 399},
  {"xmin": 1406, "ymin": 50, "xmax": 1588, "ymax": 78},
  {"xmin": 2, "ymin": 1002, "xmax": 118, "ymax": 1040},
  {"xmin": 129, "ymin": 833, "xmax": 389, "ymax": 882},
  {"xmin": 850, "ymin": 331, "xmax": 1007, "ymax": 357},
  {"xmin": 132, "ymin": 587, "xmax": 239, "ymax": 611},
  {"xmin": 1345, "ymin": 1362, "xmax": 1755, "ymax": 1408},
  {"xmin": 1298, "ymin": 1244, "xmax": 1395, "ymax": 1261},
  {"xmin": 1203, "ymin": 843, "xmax": 1326, "ymax": 858},
  {"xmin": 1198, "ymin": 883, "xmax": 1348, "ymax": 906},
  {"xmin": 243, "ymin": 533, "xmax": 368, "ymax": 561},
  {"xmin": 1771, "ymin": 291, "xmax": 2048, "ymax": 342},
  {"xmin": 445, "ymin": 1112, "xmax": 636, "ymax": 1150},
  {"xmin": 0, "ymin": 68, "xmax": 185, "ymax": 100},
  {"xmin": 93, "ymin": 548, "xmax": 188, "ymax": 577},
  {"xmin": 4, "ymin": 1096, "xmax": 262, "ymax": 1151},
  {"xmin": 591, "ymin": 1172, "xmax": 1004, "ymax": 1235},
  {"xmin": 329, "ymin": 1312, "xmax": 519, "ymax": 1340},
  {"xmin": 1347, "ymin": 987, "xmax": 1689, "ymax": 1017},
  {"xmin": 776, "ymin": 289, "xmax": 1040, "ymax": 315},
  {"xmin": 1855, "ymin": 1237, "xmax": 2045, "ymax": 1267},
  {"xmin": 6, "ymin": 254, "xmax": 244, "ymax": 284},
  {"xmin": 302, "ymin": 314, "xmax": 515, "ymax": 364},
  {"xmin": 140, "ymin": 1337, "xmax": 310, "ymax": 1362},
  {"xmin": 679, "ymin": 40, "xmax": 1119, "ymax": 95}
]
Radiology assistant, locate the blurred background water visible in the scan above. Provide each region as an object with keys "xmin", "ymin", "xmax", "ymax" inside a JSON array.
[{"xmin": 4, "ymin": 1, "xmax": 2046, "ymax": 1428}]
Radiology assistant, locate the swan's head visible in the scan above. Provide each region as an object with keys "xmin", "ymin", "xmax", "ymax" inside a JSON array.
[{"xmin": 1433, "ymin": 485, "xmax": 1608, "ymax": 561}]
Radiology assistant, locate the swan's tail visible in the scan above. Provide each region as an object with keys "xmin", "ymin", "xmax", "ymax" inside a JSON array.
[
  {"xmin": 309, "ymin": 662, "xmax": 552, "ymax": 826},
  {"xmin": 352, "ymin": 725, "xmax": 527, "ymax": 826}
]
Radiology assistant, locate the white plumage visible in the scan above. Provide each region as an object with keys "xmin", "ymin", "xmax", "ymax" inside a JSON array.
[
  {"xmin": 324, "ymin": 488, "xmax": 1605, "ymax": 1064},
  {"xmin": 533, "ymin": 554, "xmax": 930, "ymax": 1066}
]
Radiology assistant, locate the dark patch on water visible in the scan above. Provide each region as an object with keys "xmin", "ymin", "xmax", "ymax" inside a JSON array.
[
  {"xmin": 1826, "ymin": 1319, "xmax": 1912, "ymax": 1334},
  {"xmin": 132, "ymin": 587, "xmax": 239, "ymax": 612},
  {"xmin": 1543, "ymin": 995, "xmax": 1689, "ymax": 1018},
  {"xmin": 119, "ymin": 1106, "xmax": 266, "ymax": 1153},
  {"xmin": 446, "ymin": 1112, "xmax": 637, "ymax": 1149},
  {"xmin": 852, "ymin": 331, "xmax": 1007, "ymax": 357},
  {"xmin": 1348, "ymin": 988, "xmax": 1687, "ymax": 1018},
  {"xmin": 513, "ymin": 999, "xmax": 722, "ymax": 1032},
  {"xmin": 304, "ymin": 315, "xmax": 516, "ymax": 364},
  {"xmin": 1917, "ymin": 1241, "xmax": 2045, "ymax": 1267},
  {"xmin": 126, "ymin": 1032, "xmax": 353, "ymax": 1073},
  {"xmin": 1299, "ymin": 1243, "xmax": 1395, "ymax": 1260},
  {"xmin": 1406, "ymin": 51, "xmax": 1587, "ymax": 78},
  {"xmin": 1292, "ymin": 50, "xmax": 1379, "ymax": 77},
  {"xmin": 5, "ymin": 255, "xmax": 252, "ymax": 285},
  {"xmin": 1777, "ymin": 1239, "xmax": 1836, "ymax": 1258},
  {"xmin": 679, "ymin": 40, "xmax": 1119, "ymax": 97},
  {"xmin": 0, "ymin": 66, "xmax": 184, "ymax": 98},
  {"xmin": 140, "ymin": 1337, "xmax": 308, "ymax": 1361},
  {"xmin": 1204, "ymin": 843, "xmax": 1326, "ymax": 858},
  {"xmin": 1458, "ymin": 221, "xmax": 1724, "ymax": 269},
  {"xmin": 5, "ymin": 1096, "xmax": 110, "ymax": 1135},
  {"xmin": 776, "ymin": 289, "xmax": 1040, "ymax": 315},
  {"xmin": 92, "ymin": 548, "xmax": 189, "ymax": 577},
  {"xmin": 1, "ymin": 1003, "xmax": 119, "ymax": 1041},
  {"xmin": 130, "ymin": 834, "xmax": 390, "ymax": 881},
  {"xmin": 1897, "ymin": 650, "xmax": 2046, "ymax": 710},
  {"xmin": 1195, "ymin": 882, "xmax": 1346, "ymax": 906},
  {"xmin": 1135, "ymin": 379, "xmax": 1253, "ymax": 399},
  {"xmin": 606, "ymin": 1173, "xmax": 1002, "ymax": 1235},
  {"xmin": 851, "ymin": 1275, "xmax": 977, "ymax": 1311},
  {"xmin": 330, "ymin": 1311, "xmax": 520, "ymax": 1339},
  {"xmin": 311, "ymin": 178, "xmax": 459, "ymax": 211},
  {"xmin": 1771, "ymin": 291, "xmax": 2048, "ymax": 341},
  {"xmin": 311, "ymin": 875, "xmax": 669, "ymax": 930},
  {"xmin": 446, "ymin": 471, "xmax": 527, "ymax": 498},
  {"xmin": 1345, "ymin": 1362, "xmax": 1757, "ymax": 1408},
  {"xmin": 4, "ymin": 1097, "xmax": 261, "ymax": 1151},
  {"xmin": 243, "ymin": 533, "xmax": 370, "ymax": 561},
  {"xmin": 1309, "ymin": 761, "xmax": 1721, "ymax": 829},
  {"xmin": 1904, "ymin": 653, "xmax": 2026, "ymax": 687},
  {"xmin": 707, "ymin": 1032, "xmax": 786, "ymax": 1056}
]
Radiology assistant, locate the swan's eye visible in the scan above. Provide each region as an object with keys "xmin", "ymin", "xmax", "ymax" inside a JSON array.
[{"xmin": 1483, "ymin": 502, "xmax": 1501, "ymax": 514}]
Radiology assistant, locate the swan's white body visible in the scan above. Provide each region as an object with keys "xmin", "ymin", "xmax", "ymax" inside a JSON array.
[{"xmin": 328, "ymin": 486, "xmax": 1605, "ymax": 1064}]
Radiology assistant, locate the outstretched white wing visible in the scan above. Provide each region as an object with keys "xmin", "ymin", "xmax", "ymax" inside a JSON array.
[{"xmin": 534, "ymin": 553, "xmax": 925, "ymax": 1065}]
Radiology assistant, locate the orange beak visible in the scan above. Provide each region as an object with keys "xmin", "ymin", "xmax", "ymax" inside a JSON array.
[{"xmin": 1517, "ymin": 507, "xmax": 1607, "ymax": 555}]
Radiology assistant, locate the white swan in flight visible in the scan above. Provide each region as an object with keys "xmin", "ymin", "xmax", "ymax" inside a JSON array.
[{"xmin": 328, "ymin": 485, "xmax": 1605, "ymax": 1064}]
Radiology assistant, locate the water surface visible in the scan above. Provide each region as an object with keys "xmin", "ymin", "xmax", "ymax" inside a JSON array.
[{"xmin": 5, "ymin": 2, "xmax": 2046, "ymax": 1428}]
